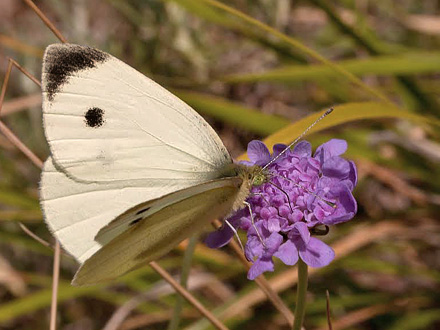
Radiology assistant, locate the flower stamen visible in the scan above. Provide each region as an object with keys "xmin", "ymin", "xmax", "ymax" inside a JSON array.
[{"xmin": 277, "ymin": 175, "xmax": 337, "ymax": 208}]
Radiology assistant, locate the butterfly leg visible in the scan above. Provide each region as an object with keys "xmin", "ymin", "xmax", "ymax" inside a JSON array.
[
  {"xmin": 224, "ymin": 219, "xmax": 244, "ymax": 252},
  {"xmin": 244, "ymin": 201, "xmax": 266, "ymax": 248}
]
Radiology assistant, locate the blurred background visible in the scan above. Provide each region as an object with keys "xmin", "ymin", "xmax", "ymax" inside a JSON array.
[{"xmin": 1, "ymin": 0, "xmax": 440, "ymax": 329}]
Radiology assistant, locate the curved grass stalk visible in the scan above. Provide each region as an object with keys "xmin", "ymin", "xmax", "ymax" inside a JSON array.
[{"xmin": 197, "ymin": 0, "xmax": 393, "ymax": 105}]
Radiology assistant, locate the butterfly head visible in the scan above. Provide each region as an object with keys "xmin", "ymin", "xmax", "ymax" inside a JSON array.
[{"xmin": 234, "ymin": 164, "xmax": 270, "ymax": 188}]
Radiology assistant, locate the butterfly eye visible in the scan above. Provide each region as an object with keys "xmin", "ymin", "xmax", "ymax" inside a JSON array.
[{"xmin": 84, "ymin": 107, "xmax": 105, "ymax": 128}]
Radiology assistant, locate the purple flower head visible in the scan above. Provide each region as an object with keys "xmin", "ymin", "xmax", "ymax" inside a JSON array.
[{"xmin": 206, "ymin": 139, "xmax": 357, "ymax": 280}]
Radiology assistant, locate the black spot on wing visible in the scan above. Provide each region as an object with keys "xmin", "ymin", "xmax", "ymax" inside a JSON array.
[
  {"xmin": 129, "ymin": 218, "xmax": 142, "ymax": 226},
  {"xmin": 85, "ymin": 107, "xmax": 105, "ymax": 127},
  {"xmin": 43, "ymin": 44, "xmax": 109, "ymax": 102},
  {"xmin": 135, "ymin": 207, "xmax": 151, "ymax": 215}
]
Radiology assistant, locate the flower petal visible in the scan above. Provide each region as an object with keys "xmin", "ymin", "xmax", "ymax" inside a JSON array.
[
  {"xmin": 247, "ymin": 258, "xmax": 274, "ymax": 280},
  {"xmin": 315, "ymin": 139, "xmax": 347, "ymax": 163},
  {"xmin": 292, "ymin": 222, "xmax": 310, "ymax": 244},
  {"xmin": 247, "ymin": 140, "xmax": 271, "ymax": 165},
  {"xmin": 293, "ymin": 141, "xmax": 312, "ymax": 157},
  {"xmin": 264, "ymin": 232, "xmax": 284, "ymax": 256},
  {"xmin": 299, "ymin": 237, "xmax": 335, "ymax": 267},
  {"xmin": 347, "ymin": 160, "xmax": 358, "ymax": 190},
  {"xmin": 322, "ymin": 156, "xmax": 351, "ymax": 180},
  {"xmin": 205, "ymin": 225, "xmax": 234, "ymax": 248},
  {"xmin": 273, "ymin": 144, "xmax": 287, "ymax": 157},
  {"xmin": 274, "ymin": 239, "xmax": 299, "ymax": 266},
  {"xmin": 322, "ymin": 184, "xmax": 357, "ymax": 224}
]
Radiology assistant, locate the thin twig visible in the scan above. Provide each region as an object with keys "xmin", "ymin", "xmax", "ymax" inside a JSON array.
[
  {"xmin": 22, "ymin": 0, "xmax": 68, "ymax": 43},
  {"xmin": 0, "ymin": 60, "xmax": 13, "ymax": 115},
  {"xmin": 149, "ymin": 261, "xmax": 230, "ymax": 330},
  {"xmin": 1, "ymin": 93, "xmax": 42, "ymax": 117},
  {"xmin": 325, "ymin": 290, "xmax": 332, "ymax": 330},
  {"xmin": 201, "ymin": 0, "xmax": 393, "ymax": 105},
  {"xmin": 0, "ymin": 121, "xmax": 43, "ymax": 168},
  {"xmin": 18, "ymin": 223, "xmax": 52, "ymax": 248},
  {"xmin": 0, "ymin": 50, "xmax": 61, "ymax": 330},
  {"xmin": 212, "ymin": 219, "xmax": 295, "ymax": 325},
  {"xmin": 50, "ymin": 241, "xmax": 61, "ymax": 330},
  {"xmin": 0, "ymin": 58, "xmax": 40, "ymax": 115},
  {"xmin": 213, "ymin": 221, "xmax": 405, "ymax": 323}
]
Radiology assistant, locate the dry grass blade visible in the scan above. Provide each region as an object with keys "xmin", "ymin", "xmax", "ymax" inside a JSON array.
[
  {"xmin": 22, "ymin": 0, "xmax": 67, "ymax": 43},
  {"xmin": 149, "ymin": 261, "xmax": 230, "ymax": 330},
  {"xmin": 18, "ymin": 223, "xmax": 52, "ymax": 249},
  {"xmin": 0, "ymin": 93, "xmax": 42, "ymax": 117},
  {"xmin": 50, "ymin": 241, "xmax": 61, "ymax": 330},
  {"xmin": 0, "ymin": 121, "xmax": 43, "ymax": 168},
  {"xmin": 103, "ymin": 272, "xmax": 220, "ymax": 330},
  {"xmin": 326, "ymin": 290, "xmax": 332, "ymax": 330},
  {"xmin": 0, "ymin": 54, "xmax": 60, "ymax": 330},
  {"xmin": 0, "ymin": 59, "xmax": 40, "ymax": 114},
  {"xmin": 0, "ymin": 34, "xmax": 44, "ymax": 57},
  {"xmin": 216, "ymin": 221, "xmax": 405, "ymax": 322},
  {"xmin": 357, "ymin": 159, "xmax": 430, "ymax": 205},
  {"xmin": 312, "ymin": 298, "xmax": 427, "ymax": 330},
  {"xmin": 200, "ymin": 0, "xmax": 392, "ymax": 105},
  {"xmin": 212, "ymin": 219, "xmax": 295, "ymax": 325}
]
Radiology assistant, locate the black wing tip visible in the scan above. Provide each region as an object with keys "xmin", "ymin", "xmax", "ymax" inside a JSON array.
[{"xmin": 42, "ymin": 43, "xmax": 110, "ymax": 102}]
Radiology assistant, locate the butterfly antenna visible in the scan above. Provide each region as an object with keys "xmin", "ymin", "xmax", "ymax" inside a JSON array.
[
  {"xmin": 224, "ymin": 219, "xmax": 244, "ymax": 252},
  {"xmin": 268, "ymin": 181, "xmax": 294, "ymax": 212},
  {"xmin": 263, "ymin": 108, "xmax": 333, "ymax": 170},
  {"xmin": 244, "ymin": 201, "xmax": 266, "ymax": 248}
]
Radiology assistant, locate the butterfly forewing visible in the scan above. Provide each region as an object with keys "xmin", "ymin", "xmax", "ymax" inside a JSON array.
[{"xmin": 41, "ymin": 44, "xmax": 232, "ymax": 186}]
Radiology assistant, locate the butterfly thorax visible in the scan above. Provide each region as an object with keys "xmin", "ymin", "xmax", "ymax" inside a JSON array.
[{"xmin": 222, "ymin": 163, "xmax": 270, "ymax": 214}]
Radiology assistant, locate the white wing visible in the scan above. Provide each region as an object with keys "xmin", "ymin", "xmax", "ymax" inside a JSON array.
[
  {"xmin": 72, "ymin": 177, "xmax": 243, "ymax": 286},
  {"xmin": 41, "ymin": 43, "xmax": 232, "ymax": 191},
  {"xmin": 40, "ymin": 157, "xmax": 174, "ymax": 263},
  {"xmin": 40, "ymin": 44, "xmax": 236, "ymax": 264}
]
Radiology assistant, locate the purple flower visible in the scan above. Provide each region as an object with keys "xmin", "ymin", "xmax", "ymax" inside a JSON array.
[{"xmin": 206, "ymin": 139, "xmax": 357, "ymax": 280}]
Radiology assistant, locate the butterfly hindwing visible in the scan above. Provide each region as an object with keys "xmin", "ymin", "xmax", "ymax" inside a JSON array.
[{"xmin": 72, "ymin": 177, "xmax": 243, "ymax": 286}]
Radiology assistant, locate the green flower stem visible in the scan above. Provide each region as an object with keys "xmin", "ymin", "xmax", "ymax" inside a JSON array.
[
  {"xmin": 292, "ymin": 259, "xmax": 308, "ymax": 330},
  {"xmin": 167, "ymin": 234, "xmax": 199, "ymax": 330}
]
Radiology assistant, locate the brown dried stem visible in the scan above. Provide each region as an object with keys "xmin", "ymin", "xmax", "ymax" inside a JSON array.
[
  {"xmin": 22, "ymin": 0, "xmax": 68, "ymax": 43},
  {"xmin": 149, "ymin": 261, "xmax": 230, "ymax": 330},
  {"xmin": 50, "ymin": 241, "xmax": 61, "ymax": 330},
  {"xmin": 215, "ymin": 221, "xmax": 405, "ymax": 322},
  {"xmin": 0, "ymin": 58, "xmax": 40, "ymax": 115},
  {"xmin": 213, "ymin": 219, "xmax": 295, "ymax": 325}
]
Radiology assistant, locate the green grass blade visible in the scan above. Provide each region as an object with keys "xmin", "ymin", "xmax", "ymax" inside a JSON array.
[
  {"xmin": 223, "ymin": 52, "xmax": 440, "ymax": 84},
  {"xmin": 174, "ymin": 90, "xmax": 289, "ymax": 135},
  {"xmin": 258, "ymin": 102, "xmax": 437, "ymax": 158},
  {"xmin": 187, "ymin": 0, "xmax": 392, "ymax": 104}
]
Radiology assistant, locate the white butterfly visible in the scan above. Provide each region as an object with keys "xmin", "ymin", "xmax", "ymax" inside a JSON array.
[{"xmin": 39, "ymin": 44, "xmax": 265, "ymax": 286}]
